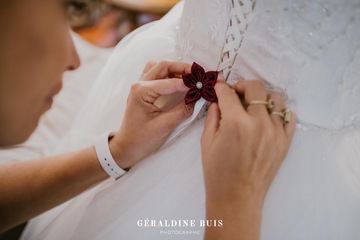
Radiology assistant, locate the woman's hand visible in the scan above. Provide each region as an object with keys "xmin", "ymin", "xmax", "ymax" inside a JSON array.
[
  {"xmin": 201, "ymin": 80, "xmax": 296, "ymax": 240},
  {"xmin": 0, "ymin": 61, "xmax": 193, "ymax": 232},
  {"xmin": 109, "ymin": 61, "xmax": 194, "ymax": 169}
]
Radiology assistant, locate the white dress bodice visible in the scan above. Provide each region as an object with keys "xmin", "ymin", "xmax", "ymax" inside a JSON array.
[{"xmin": 177, "ymin": 0, "xmax": 360, "ymax": 130}]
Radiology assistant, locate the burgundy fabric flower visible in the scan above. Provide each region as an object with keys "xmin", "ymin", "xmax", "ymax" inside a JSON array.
[{"xmin": 182, "ymin": 62, "xmax": 218, "ymax": 105}]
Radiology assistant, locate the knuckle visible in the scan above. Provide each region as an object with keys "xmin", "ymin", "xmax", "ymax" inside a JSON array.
[
  {"xmin": 130, "ymin": 82, "xmax": 142, "ymax": 93},
  {"xmin": 269, "ymin": 93, "xmax": 285, "ymax": 107},
  {"xmin": 143, "ymin": 61, "xmax": 156, "ymax": 72},
  {"xmin": 158, "ymin": 60, "xmax": 170, "ymax": 69},
  {"xmin": 157, "ymin": 60, "xmax": 173, "ymax": 78},
  {"xmin": 251, "ymin": 80, "xmax": 267, "ymax": 92},
  {"xmin": 249, "ymin": 79, "xmax": 262, "ymax": 86},
  {"xmin": 269, "ymin": 92, "xmax": 283, "ymax": 100},
  {"xmin": 130, "ymin": 82, "xmax": 153, "ymax": 102}
]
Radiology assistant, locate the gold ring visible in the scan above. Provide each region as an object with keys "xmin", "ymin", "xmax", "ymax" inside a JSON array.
[
  {"xmin": 248, "ymin": 99, "xmax": 274, "ymax": 111},
  {"xmin": 271, "ymin": 108, "xmax": 291, "ymax": 124}
]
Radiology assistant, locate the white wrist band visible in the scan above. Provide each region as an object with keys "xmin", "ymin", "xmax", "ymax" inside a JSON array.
[{"xmin": 95, "ymin": 132, "xmax": 127, "ymax": 179}]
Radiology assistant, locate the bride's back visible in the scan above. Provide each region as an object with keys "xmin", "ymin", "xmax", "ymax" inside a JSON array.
[{"xmin": 177, "ymin": 0, "xmax": 360, "ymax": 129}]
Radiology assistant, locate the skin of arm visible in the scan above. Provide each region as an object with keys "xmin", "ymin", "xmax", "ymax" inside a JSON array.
[
  {"xmin": 0, "ymin": 147, "xmax": 105, "ymax": 232},
  {"xmin": 0, "ymin": 61, "xmax": 194, "ymax": 232},
  {"xmin": 202, "ymin": 80, "xmax": 296, "ymax": 240}
]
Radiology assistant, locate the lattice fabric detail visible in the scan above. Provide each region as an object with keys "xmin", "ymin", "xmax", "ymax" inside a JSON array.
[{"xmin": 217, "ymin": 0, "xmax": 256, "ymax": 81}]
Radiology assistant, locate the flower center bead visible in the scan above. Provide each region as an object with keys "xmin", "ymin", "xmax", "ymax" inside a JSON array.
[{"xmin": 196, "ymin": 82, "xmax": 203, "ymax": 89}]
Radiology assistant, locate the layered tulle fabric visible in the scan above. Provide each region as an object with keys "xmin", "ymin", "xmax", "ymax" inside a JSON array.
[{"xmin": 22, "ymin": 0, "xmax": 360, "ymax": 239}]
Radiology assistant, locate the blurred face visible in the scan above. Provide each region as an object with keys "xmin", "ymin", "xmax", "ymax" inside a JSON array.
[{"xmin": 0, "ymin": 0, "xmax": 80, "ymax": 146}]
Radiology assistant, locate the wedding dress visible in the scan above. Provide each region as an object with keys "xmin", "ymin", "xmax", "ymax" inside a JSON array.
[{"xmin": 21, "ymin": 0, "xmax": 360, "ymax": 239}]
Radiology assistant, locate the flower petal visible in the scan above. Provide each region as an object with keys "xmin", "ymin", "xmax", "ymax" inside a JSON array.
[
  {"xmin": 191, "ymin": 62, "xmax": 206, "ymax": 82},
  {"xmin": 204, "ymin": 71, "xmax": 218, "ymax": 87},
  {"xmin": 185, "ymin": 88, "xmax": 202, "ymax": 105},
  {"xmin": 182, "ymin": 73, "xmax": 197, "ymax": 88},
  {"xmin": 182, "ymin": 62, "xmax": 218, "ymax": 104},
  {"xmin": 202, "ymin": 86, "xmax": 218, "ymax": 103}
]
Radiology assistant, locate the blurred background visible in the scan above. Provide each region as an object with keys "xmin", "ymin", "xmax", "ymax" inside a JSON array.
[{"xmin": 68, "ymin": 0, "xmax": 180, "ymax": 48}]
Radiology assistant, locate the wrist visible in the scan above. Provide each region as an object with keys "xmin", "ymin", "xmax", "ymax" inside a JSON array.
[
  {"xmin": 94, "ymin": 132, "xmax": 127, "ymax": 179},
  {"xmin": 206, "ymin": 182, "xmax": 266, "ymax": 209},
  {"xmin": 108, "ymin": 134, "xmax": 132, "ymax": 170},
  {"xmin": 206, "ymin": 194, "xmax": 263, "ymax": 218},
  {"xmin": 205, "ymin": 189, "xmax": 264, "ymax": 240}
]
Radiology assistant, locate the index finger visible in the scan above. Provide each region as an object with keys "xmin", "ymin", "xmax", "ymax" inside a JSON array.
[
  {"xmin": 142, "ymin": 61, "xmax": 192, "ymax": 81},
  {"xmin": 214, "ymin": 81, "xmax": 246, "ymax": 118},
  {"xmin": 233, "ymin": 80, "xmax": 268, "ymax": 118},
  {"xmin": 139, "ymin": 78, "xmax": 188, "ymax": 104}
]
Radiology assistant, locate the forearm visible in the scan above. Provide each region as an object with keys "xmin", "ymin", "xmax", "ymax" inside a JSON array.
[
  {"xmin": 0, "ymin": 146, "xmax": 108, "ymax": 232},
  {"xmin": 204, "ymin": 191, "xmax": 264, "ymax": 240}
]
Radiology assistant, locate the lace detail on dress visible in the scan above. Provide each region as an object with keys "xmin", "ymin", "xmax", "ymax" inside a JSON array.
[
  {"xmin": 175, "ymin": 0, "xmax": 230, "ymax": 66},
  {"xmin": 217, "ymin": 0, "xmax": 256, "ymax": 81}
]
